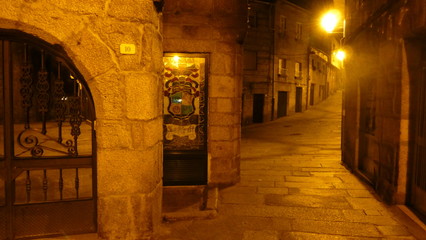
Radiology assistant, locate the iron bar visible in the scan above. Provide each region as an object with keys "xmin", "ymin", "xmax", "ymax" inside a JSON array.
[
  {"xmin": 42, "ymin": 169, "xmax": 48, "ymax": 201},
  {"xmin": 20, "ymin": 43, "xmax": 33, "ymax": 130},
  {"xmin": 54, "ymin": 62, "xmax": 65, "ymax": 143},
  {"xmin": 25, "ymin": 170, "xmax": 31, "ymax": 203},
  {"xmin": 37, "ymin": 49, "xmax": 49, "ymax": 135},
  {"xmin": 75, "ymin": 168, "xmax": 79, "ymax": 199},
  {"xmin": 59, "ymin": 168, "xmax": 63, "ymax": 200}
]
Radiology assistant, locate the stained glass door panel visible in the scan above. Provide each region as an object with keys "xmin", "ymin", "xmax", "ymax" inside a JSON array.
[{"xmin": 163, "ymin": 55, "xmax": 207, "ymax": 185}]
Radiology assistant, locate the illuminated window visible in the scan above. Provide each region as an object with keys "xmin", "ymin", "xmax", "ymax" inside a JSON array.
[
  {"xmin": 295, "ymin": 62, "xmax": 302, "ymax": 78},
  {"xmin": 278, "ymin": 58, "xmax": 287, "ymax": 76}
]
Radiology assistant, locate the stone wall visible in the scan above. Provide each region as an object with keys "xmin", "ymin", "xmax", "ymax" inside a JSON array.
[
  {"xmin": 274, "ymin": 0, "xmax": 310, "ymax": 113},
  {"xmin": 243, "ymin": 1, "xmax": 274, "ymax": 124},
  {"xmin": 0, "ymin": 0, "xmax": 163, "ymax": 239},
  {"xmin": 343, "ymin": 0, "xmax": 426, "ymax": 205},
  {"xmin": 162, "ymin": 0, "xmax": 245, "ymax": 185}
]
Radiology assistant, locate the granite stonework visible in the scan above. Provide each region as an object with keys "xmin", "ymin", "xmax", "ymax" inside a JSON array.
[
  {"xmin": 162, "ymin": 0, "xmax": 246, "ymax": 186},
  {"xmin": 0, "ymin": 0, "xmax": 163, "ymax": 239},
  {"xmin": 343, "ymin": 0, "xmax": 426, "ymax": 216}
]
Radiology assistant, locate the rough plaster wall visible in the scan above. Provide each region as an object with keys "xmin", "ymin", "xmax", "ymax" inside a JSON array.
[
  {"xmin": 0, "ymin": 0, "xmax": 163, "ymax": 239},
  {"xmin": 162, "ymin": 0, "xmax": 245, "ymax": 186}
]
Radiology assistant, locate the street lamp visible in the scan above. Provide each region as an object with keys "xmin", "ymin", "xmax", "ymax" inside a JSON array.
[
  {"xmin": 320, "ymin": 9, "xmax": 346, "ymax": 63},
  {"xmin": 320, "ymin": 9, "xmax": 345, "ymax": 37},
  {"xmin": 321, "ymin": 10, "xmax": 341, "ymax": 33}
]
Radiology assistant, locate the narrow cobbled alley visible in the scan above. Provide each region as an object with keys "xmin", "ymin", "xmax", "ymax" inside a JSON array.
[{"xmin": 160, "ymin": 91, "xmax": 426, "ymax": 240}]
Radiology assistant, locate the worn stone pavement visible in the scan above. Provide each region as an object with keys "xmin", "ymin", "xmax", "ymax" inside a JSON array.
[{"xmin": 159, "ymin": 91, "xmax": 426, "ymax": 240}]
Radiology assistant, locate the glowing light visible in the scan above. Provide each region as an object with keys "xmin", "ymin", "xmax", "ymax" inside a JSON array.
[
  {"xmin": 336, "ymin": 50, "xmax": 346, "ymax": 61},
  {"xmin": 321, "ymin": 10, "xmax": 341, "ymax": 33},
  {"xmin": 173, "ymin": 55, "xmax": 180, "ymax": 62}
]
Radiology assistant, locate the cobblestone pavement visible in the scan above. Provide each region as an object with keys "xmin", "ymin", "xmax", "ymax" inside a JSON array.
[{"xmin": 159, "ymin": 91, "xmax": 426, "ymax": 240}]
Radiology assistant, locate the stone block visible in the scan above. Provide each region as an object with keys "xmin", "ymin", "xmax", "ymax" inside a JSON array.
[
  {"xmin": 209, "ymin": 126, "xmax": 233, "ymax": 141},
  {"xmin": 179, "ymin": 0, "xmax": 213, "ymax": 14},
  {"xmin": 265, "ymin": 194, "xmax": 350, "ymax": 209},
  {"xmin": 376, "ymin": 225, "xmax": 411, "ymax": 236},
  {"xmin": 130, "ymin": 118, "xmax": 162, "ymax": 149},
  {"xmin": 209, "ymin": 76, "xmax": 237, "ymax": 98},
  {"xmin": 98, "ymin": 196, "xmax": 132, "ymax": 239},
  {"xmin": 163, "ymin": 24, "xmax": 183, "ymax": 39},
  {"xmin": 291, "ymin": 219, "xmax": 381, "ymax": 237},
  {"xmin": 216, "ymin": 98, "xmax": 234, "ymax": 113},
  {"xmin": 93, "ymin": 72, "xmax": 125, "ymax": 119},
  {"xmin": 96, "ymin": 119, "xmax": 132, "ymax": 149},
  {"xmin": 125, "ymin": 73, "xmax": 161, "ymax": 120},
  {"xmin": 98, "ymin": 189, "xmax": 161, "ymax": 240},
  {"xmin": 97, "ymin": 148, "xmax": 161, "ymax": 197},
  {"xmin": 163, "ymin": 39, "xmax": 215, "ymax": 52},
  {"xmin": 66, "ymin": 30, "xmax": 116, "ymax": 79},
  {"xmin": 209, "ymin": 163, "xmax": 239, "ymax": 185},
  {"xmin": 210, "ymin": 141, "xmax": 234, "ymax": 158},
  {"xmin": 211, "ymin": 53, "xmax": 234, "ymax": 75},
  {"xmin": 242, "ymin": 230, "xmax": 280, "ymax": 240},
  {"xmin": 345, "ymin": 197, "xmax": 388, "ymax": 211},
  {"xmin": 53, "ymin": 0, "xmax": 105, "ymax": 15},
  {"xmin": 209, "ymin": 113, "xmax": 235, "ymax": 125},
  {"xmin": 180, "ymin": 25, "xmax": 214, "ymax": 40},
  {"xmin": 108, "ymin": 0, "xmax": 157, "ymax": 25},
  {"xmin": 142, "ymin": 25, "xmax": 164, "ymax": 73},
  {"xmin": 214, "ymin": 0, "xmax": 244, "ymax": 16},
  {"xmin": 90, "ymin": 20, "xmax": 143, "ymax": 71},
  {"xmin": 215, "ymin": 42, "xmax": 236, "ymax": 54},
  {"xmin": 163, "ymin": 13, "xmax": 211, "ymax": 26}
]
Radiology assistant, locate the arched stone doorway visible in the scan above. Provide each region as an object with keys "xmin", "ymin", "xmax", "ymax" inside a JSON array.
[{"xmin": 0, "ymin": 30, "xmax": 96, "ymax": 239}]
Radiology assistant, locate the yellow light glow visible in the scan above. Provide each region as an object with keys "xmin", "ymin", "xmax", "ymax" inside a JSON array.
[
  {"xmin": 321, "ymin": 10, "xmax": 341, "ymax": 33},
  {"xmin": 336, "ymin": 50, "xmax": 345, "ymax": 61},
  {"xmin": 173, "ymin": 55, "xmax": 180, "ymax": 62}
]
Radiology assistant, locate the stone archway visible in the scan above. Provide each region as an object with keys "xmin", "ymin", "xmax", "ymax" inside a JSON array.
[{"xmin": 0, "ymin": 0, "xmax": 164, "ymax": 239}]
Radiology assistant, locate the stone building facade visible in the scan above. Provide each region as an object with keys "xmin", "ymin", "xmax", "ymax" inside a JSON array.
[
  {"xmin": 161, "ymin": 0, "xmax": 245, "ymax": 210},
  {"xmin": 242, "ymin": 0, "xmax": 275, "ymax": 125},
  {"xmin": 343, "ymin": 0, "xmax": 426, "ymax": 222},
  {"xmin": 0, "ymin": 0, "xmax": 246, "ymax": 239},
  {"xmin": 242, "ymin": 0, "xmax": 340, "ymax": 126},
  {"xmin": 274, "ymin": 0, "xmax": 310, "ymax": 116},
  {"xmin": 242, "ymin": 0, "xmax": 311, "ymax": 125}
]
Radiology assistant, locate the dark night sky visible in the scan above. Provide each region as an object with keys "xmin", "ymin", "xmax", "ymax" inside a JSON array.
[{"xmin": 287, "ymin": 0, "xmax": 335, "ymax": 10}]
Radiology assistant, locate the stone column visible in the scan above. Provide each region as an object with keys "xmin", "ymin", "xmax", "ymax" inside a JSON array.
[{"xmin": 163, "ymin": 0, "xmax": 246, "ymax": 186}]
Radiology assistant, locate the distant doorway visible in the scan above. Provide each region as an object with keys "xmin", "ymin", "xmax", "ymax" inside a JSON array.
[
  {"xmin": 253, "ymin": 94, "xmax": 264, "ymax": 123},
  {"xmin": 277, "ymin": 91, "xmax": 288, "ymax": 118},
  {"xmin": 296, "ymin": 87, "xmax": 303, "ymax": 112},
  {"xmin": 310, "ymin": 84, "xmax": 315, "ymax": 106}
]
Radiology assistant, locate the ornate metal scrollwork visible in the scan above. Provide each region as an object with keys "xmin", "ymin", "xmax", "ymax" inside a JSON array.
[
  {"xmin": 54, "ymin": 62, "xmax": 66, "ymax": 143},
  {"xmin": 36, "ymin": 50, "xmax": 50, "ymax": 135},
  {"xmin": 69, "ymin": 96, "xmax": 82, "ymax": 156},
  {"xmin": 20, "ymin": 44, "xmax": 33, "ymax": 130},
  {"xmin": 16, "ymin": 128, "xmax": 78, "ymax": 158}
]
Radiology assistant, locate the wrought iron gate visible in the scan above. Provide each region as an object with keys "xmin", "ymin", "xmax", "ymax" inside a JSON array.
[{"xmin": 0, "ymin": 31, "xmax": 96, "ymax": 239}]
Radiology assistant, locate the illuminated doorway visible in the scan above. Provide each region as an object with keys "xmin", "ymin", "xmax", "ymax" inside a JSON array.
[{"xmin": 162, "ymin": 54, "xmax": 208, "ymax": 186}]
